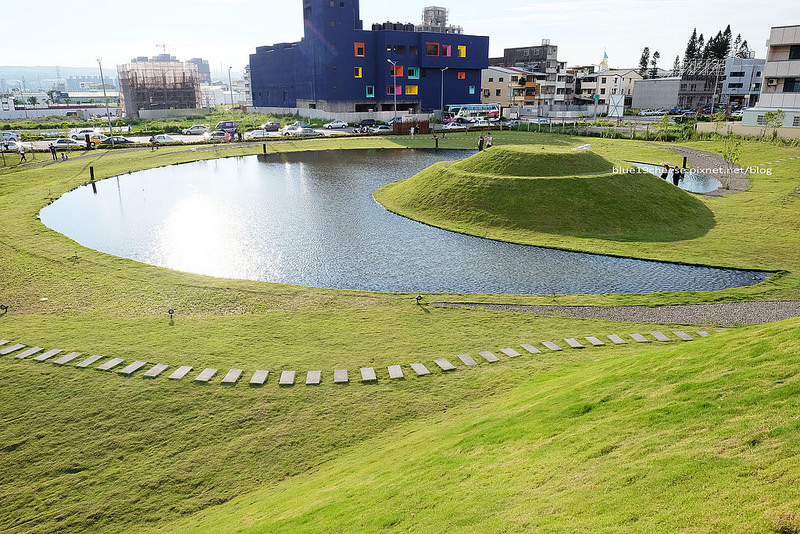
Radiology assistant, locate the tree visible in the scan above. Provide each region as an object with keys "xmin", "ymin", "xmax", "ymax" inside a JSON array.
[
  {"xmin": 736, "ymin": 40, "xmax": 751, "ymax": 59},
  {"xmin": 639, "ymin": 47, "xmax": 650, "ymax": 78},
  {"xmin": 517, "ymin": 76, "xmax": 527, "ymax": 86},
  {"xmin": 684, "ymin": 28, "xmax": 699, "ymax": 63},
  {"xmin": 27, "ymin": 96, "xmax": 38, "ymax": 108},
  {"xmin": 649, "ymin": 51, "xmax": 661, "ymax": 78},
  {"xmin": 763, "ymin": 109, "xmax": 786, "ymax": 141},
  {"xmin": 723, "ymin": 134, "xmax": 743, "ymax": 167},
  {"xmin": 733, "ymin": 34, "xmax": 742, "ymax": 57},
  {"xmin": 697, "ymin": 34, "xmax": 705, "ymax": 58},
  {"xmin": 672, "ymin": 55, "xmax": 681, "ymax": 76}
]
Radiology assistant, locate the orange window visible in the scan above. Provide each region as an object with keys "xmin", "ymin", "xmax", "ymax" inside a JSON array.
[
  {"xmin": 354, "ymin": 42, "xmax": 365, "ymax": 57},
  {"xmin": 458, "ymin": 72, "xmax": 466, "ymax": 80},
  {"xmin": 390, "ymin": 64, "xmax": 404, "ymax": 77}
]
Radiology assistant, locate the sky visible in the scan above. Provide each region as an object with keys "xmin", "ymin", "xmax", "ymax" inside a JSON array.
[{"xmin": 3, "ymin": 0, "xmax": 797, "ymax": 78}]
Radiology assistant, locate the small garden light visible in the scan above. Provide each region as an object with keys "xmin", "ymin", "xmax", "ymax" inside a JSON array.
[
  {"xmin": 168, "ymin": 309, "xmax": 174, "ymax": 318},
  {"xmin": 415, "ymin": 295, "xmax": 423, "ymax": 305},
  {"xmin": 0, "ymin": 304, "xmax": 8, "ymax": 312}
]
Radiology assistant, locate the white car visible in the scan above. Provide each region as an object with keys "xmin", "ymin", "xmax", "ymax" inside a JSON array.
[
  {"xmin": 472, "ymin": 119, "xmax": 490, "ymax": 127},
  {"xmin": 323, "ymin": 120, "xmax": 348, "ymax": 129},
  {"xmin": 153, "ymin": 134, "xmax": 178, "ymax": 144},
  {"xmin": 70, "ymin": 128, "xmax": 100, "ymax": 140},
  {"xmin": 443, "ymin": 122, "xmax": 467, "ymax": 130},
  {"xmin": 245, "ymin": 129, "xmax": 272, "ymax": 139},
  {"xmin": 368, "ymin": 125, "xmax": 393, "ymax": 134},
  {"xmin": 52, "ymin": 138, "xmax": 87, "ymax": 148},
  {"xmin": 284, "ymin": 127, "xmax": 323, "ymax": 137},
  {"xmin": 182, "ymin": 125, "xmax": 209, "ymax": 135}
]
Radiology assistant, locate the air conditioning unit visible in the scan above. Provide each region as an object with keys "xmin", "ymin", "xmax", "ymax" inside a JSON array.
[{"xmin": 767, "ymin": 78, "xmax": 778, "ymax": 86}]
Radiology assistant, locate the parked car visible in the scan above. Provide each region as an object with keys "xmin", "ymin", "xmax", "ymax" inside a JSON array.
[
  {"xmin": 358, "ymin": 118, "xmax": 376, "ymax": 128},
  {"xmin": 502, "ymin": 120, "xmax": 520, "ymax": 128},
  {"xmin": 386, "ymin": 117, "xmax": 402, "ymax": 125},
  {"xmin": 368, "ymin": 125, "xmax": 393, "ymax": 134},
  {"xmin": 1, "ymin": 140, "xmax": 23, "ymax": 151},
  {"xmin": 245, "ymin": 129, "xmax": 272, "ymax": 139},
  {"xmin": 443, "ymin": 122, "xmax": 467, "ymax": 130},
  {"xmin": 215, "ymin": 121, "xmax": 240, "ymax": 134},
  {"xmin": 323, "ymin": 119, "xmax": 349, "ymax": 129},
  {"xmin": 1, "ymin": 132, "xmax": 20, "ymax": 142},
  {"xmin": 285, "ymin": 127, "xmax": 323, "ymax": 137},
  {"xmin": 98, "ymin": 136, "xmax": 133, "ymax": 146},
  {"xmin": 203, "ymin": 130, "xmax": 228, "ymax": 141},
  {"xmin": 280, "ymin": 122, "xmax": 312, "ymax": 135},
  {"xmin": 153, "ymin": 134, "xmax": 178, "ymax": 144},
  {"xmin": 70, "ymin": 128, "xmax": 99, "ymax": 140},
  {"xmin": 52, "ymin": 138, "xmax": 87, "ymax": 148},
  {"xmin": 472, "ymin": 119, "xmax": 490, "ymax": 127},
  {"xmin": 182, "ymin": 125, "xmax": 209, "ymax": 135},
  {"xmin": 260, "ymin": 121, "xmax": 281, "ymax": 131}
]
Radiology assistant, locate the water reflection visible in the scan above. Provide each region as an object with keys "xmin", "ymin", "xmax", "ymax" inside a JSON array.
[
  {"xmin": 629, "ymin": 161, "xmax": 722, "ymax": 193},
  {"xmin": 40, "ymin": 149, "xmax": 767, "ymax": 294}
]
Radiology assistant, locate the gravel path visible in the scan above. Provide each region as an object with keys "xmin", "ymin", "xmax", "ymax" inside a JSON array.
[{"xmin": 431, "ymin": 301, "xmax": 800, "ymax": 327}]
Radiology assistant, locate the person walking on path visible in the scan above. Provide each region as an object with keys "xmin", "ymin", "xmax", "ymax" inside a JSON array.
[
  {"xmin": 49, "ymin": 143, "xmax": 57, "ymax": 161},
  {"xmin": 432, "ymin": 131, "xmax": 438, "ymax": 150},
  {"xmin": 486, "ymin": 132, "xmax": 493, "ymax": 149},
  {"xmin": 660, "ymin": 163, "xmax": 669, "ymax": 180},
  {"xmin": 672, "ymin": 168, "xmax": 682, "ymax": 186},
  {"xmin": 18, "ymin": 144, "xmax": 27, "ymax": 163},
  {"xmin": 477, "ymin": 135, "xmax": 485, "ymax": 151}
]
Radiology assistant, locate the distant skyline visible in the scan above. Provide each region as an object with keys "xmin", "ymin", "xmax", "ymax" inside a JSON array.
[{"xmin": 2, "ymin": 0, "xmax": 796, "ymax": 79}]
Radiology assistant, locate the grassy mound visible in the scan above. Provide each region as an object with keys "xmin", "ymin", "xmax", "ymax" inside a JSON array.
[
  {"xmin": 376, "ymin": 148, "xmax": 715, "ymax": 243},
  {"xmin": 451, "ymin": 145, "xmax": 614, "ymax": 176}
]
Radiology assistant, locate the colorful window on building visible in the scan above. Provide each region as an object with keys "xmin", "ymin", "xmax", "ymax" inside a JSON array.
[
  {"xmin": 469, "ymin": 85, "xmax": 476, "ymax": 95},
  {"xmin": 458, "ymin": 72, "xmax": 466, "ymax": 80},
  {"xmin": 426, "ymin": 43, "xmax": 440, "ymax": 56},
  {"xmin": 405, "ymin": 85, "xmax": 418, "ymax": 95},
  {"xmin": 366, "ymin": 85, "xmax": 375, "ymax": 98},
  {"xmin": 354, "ymin": 42, "xmax": 365, "ymax": 57},
  {"xmin": 390, "ymin": 64, "xmax": 404, "ymax": 77},
  {"xmin": 387, "ymin": 85, "xmax": 402, "ymax": 95},
  {"xmin": 408, "ymin": 67, "xmax": 420, "ymax": 79},
  {"xmin": 354, "ymin": 67, "xmax": 362, "ymax": 78},
  {"xmin": 441, "ymin": 44, "xmax": 451, "ymax": 57},
  {"xmin": 458, "ymin": 45, "xmax": 466, "ymax": 58}
]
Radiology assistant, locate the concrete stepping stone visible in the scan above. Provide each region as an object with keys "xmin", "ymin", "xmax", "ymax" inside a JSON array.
[
  {"xmin": 334, "ymin": 369, "xmax": 349, "ymax": 384},
  {"xmin": 521, "ymin": 344, "xmax": 541, "ymax": 354},
  {"xmin": 696, "ymin": 331, "xmax": 711, "ymax": 337},
  {"xmin": 360, "ymin": 367, "xmax": 377, "ymax": 381},
  {"xmin": 279, "ymin": 370, "xmax": 296, "ymax": 385},
  {"xmin": 119, "ymin": 361, "xmax": 147, "ymax": 376},
  {"xmin": 387, "ymin": 365, "xmax": 404, "ymax": 378},
  {"xmin": 169, "ymin": 366, "xmax": 193, "ymax": 380},
  {"xmin": 410, "ymin": 363, "xmax": 431, "ymax": 376},
  {"xmin": 15, "ymin": 347, "xmax": 44, "ymax": 359},
  {"xmin": 457, "ymin": 354, "xmax": 478, "ymax": 366},
  {"xmin": 0, "ymin": 343, "xmax": 25, "ymax": 355},
  {"xmin": 221, "ymin": 369, "xmax": 243, "ymax": 385},
  {"xmin": 542, "ymin": 341, "xmax": 562, "ymax": 351},
  {"xmin": 0, "ymin": 340, "xmax": 8, "ymax": 346},
  {"xmin": 75, "ymin": 355, "xmax": 103, "ymax": 368},
  {"xmin": 608, "ymin": 334, "xmax": 627, "ymax": 344},
  {"xmin": 250, "ymin": 370, "xmax": 269, "ymax": 385},
  {"xmin": 564, "ymin": 338, "xmax": 584, "ymax": 348},
  {"xmin": 97, "ymin": 358, "xmax": 125, "ymax": 371},
  {"xmin": 434, "ymin": 358, "xmax": 456, "ymax": 371},
  {"xmin": 674, "ymin": 331, "xmax": 694, "ymax": 341},
  {"xmin": 651, "ymin": 332, "xmax": 671, "ymax": 342},
  {"xmin": 52, "ymin": 352, "xmax": 82, "ymax": 365},
  {"xmin": 585, "ymin": 336, "xmax": 605, "ymax": 346},
  {"xmin": 630, "ymin": 333, "xmax": 650, "ymax": 343},
  {"xmin": 195, "ymin": 368, "xmax": 218, "ymax": 383},
  {"xmin": 34, "ymin": 349, "xmax": 64, "ymax": 362},
  {"xmin": 479, "ymin": 351, "xmax": 500, "ymax": 363},
  {"xmin": 306, "ymin": 370, "xmax": 322, "ymax": 385},
  {"xmin": 500, "ymin": 348, "xmax": 521, "ymax": 357},
  {"xmin": 143, "ymin": 364, "xmax": 169, "ymax": 379}
]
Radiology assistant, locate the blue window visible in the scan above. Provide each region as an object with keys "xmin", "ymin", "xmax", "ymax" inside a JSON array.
[
  {"xmin": 408, "ymin": 67, "xmax": 420, "ymax": 80},
  {"xmin": 366, "ymin": 85, "xmax": 375, "ymax": 98}
]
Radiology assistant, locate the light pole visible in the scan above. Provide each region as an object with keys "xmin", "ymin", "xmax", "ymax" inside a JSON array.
[
  {"xmin": 228, "ymin": 66, "xmax": 235, "ymax": 125},
  {"xmin": 97, "ymin": 59, "xmax": 114, "ymax": 147},
  {"xmin": 387, "ymin": 59, "xmax": 398, "ymax": 122},
  {"xmin": 440, "ymin": 66, "xmax": 449, "ymax": 117}
]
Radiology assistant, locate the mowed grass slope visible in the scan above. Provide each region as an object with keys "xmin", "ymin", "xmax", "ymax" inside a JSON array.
[{"xmin": 152, "ymin": 318, "xmax": 800, "ymax": 534}]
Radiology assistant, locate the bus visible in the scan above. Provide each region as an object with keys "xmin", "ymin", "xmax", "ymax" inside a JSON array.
[{"xmin": 443, "ymin": 103, "xmax": 501, "ymax": 123}]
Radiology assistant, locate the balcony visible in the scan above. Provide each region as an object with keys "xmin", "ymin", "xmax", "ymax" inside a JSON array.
[{"xmin": 764, "ymin": 60, "xmax": 800, "ymax": 78}]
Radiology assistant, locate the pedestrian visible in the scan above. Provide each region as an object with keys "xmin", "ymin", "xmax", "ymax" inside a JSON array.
[
  {"xmin": 61, "ymin": 153, "xmax": 68, "ymax": 161},
  {"xmin": 18, "ymin": 144, "xmax": 26, "ymax": 163},
  {"xmin": 672, "ymin": 168, "xmax": 681, "ymax": 186},
  {"xmin": 486, "ymin": 132, "xmax": 493, "ymax": 149},
  {"xmin": 49, "ymin": 143, "xmax": 57, "ymax": 161},
  {"xmin": 410, "ymin": 126, "xmax": 415, "ymax": 137},
  {"xmin": 660, "ymin": 164, "xmax": 669, "ymax": 180},
  {"xmin": 149, "ymin": 136, "xmax": 156, "ymax": 151},
  {"xmin": 432, "ymin": 131, "xmax": 438, "ymax": 150},
  {"xmin": 477, "ymin": 135, "xmax": 484, "ymax": 151}
]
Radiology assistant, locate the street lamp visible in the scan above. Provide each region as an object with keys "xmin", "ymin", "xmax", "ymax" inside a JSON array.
[
  {"xmin": 387, "ymin": 59, "xmax": 398, "ymax": 123},
  {"xmin": 228, "ymin": 66, "xmax": 235, "ymax": 125},
  {"xmin": 97, "ymin": 59, "xmax": 114, "ymax": 147},
  {"xmin": 440, "ymin": 66, "xmax": 449, "ymax": 116}
]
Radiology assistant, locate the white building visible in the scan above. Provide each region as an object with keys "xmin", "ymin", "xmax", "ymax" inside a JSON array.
[
  {"xmin": 743, "ymin": 25, "xmax": 800, "ymax": 128},
  {"xmin": 579, "ymin": 69, "xmax": 642, "ymax": 108},
  {"xmin": 722, "ymin": 57, "xmax": 765, "ymax": 109},
  {"xmin": 480, "ymin": 66, "xmax": 538, "ymax": 107}
]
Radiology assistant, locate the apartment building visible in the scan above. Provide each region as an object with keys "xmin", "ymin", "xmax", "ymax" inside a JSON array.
[{"xmin": 743, "ymin": 25, "xmax": 800, "ymax": 127}]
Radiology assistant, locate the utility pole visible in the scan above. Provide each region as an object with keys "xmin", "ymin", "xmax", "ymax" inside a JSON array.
[
  {"xmin": 388, "ymin": 59, "xmax": 398, "ymax": 122},
  {"xmin": 97, "ymin": 59, "xmax": 114, "ymax": 147},
  {"xmin": 440, "ymin": 67, "xmax": 449, "ymax": 117}
]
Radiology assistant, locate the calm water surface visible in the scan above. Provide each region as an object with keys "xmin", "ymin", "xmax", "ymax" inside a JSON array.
[{"xmin": 40, "ymin": 149, "xmax": 767, "ymax": 294}]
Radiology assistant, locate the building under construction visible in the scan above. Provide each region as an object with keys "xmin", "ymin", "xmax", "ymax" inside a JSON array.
[{"xmin": 117, "ymin": 56, "xmax": 201, "ymax": 118}]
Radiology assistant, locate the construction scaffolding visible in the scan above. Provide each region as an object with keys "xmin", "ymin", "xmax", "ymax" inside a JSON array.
[
  {"xmin": 416, "ymin": 6, "xmax": 462, "ymax": 34},
  {"xmin": 117, "ymin": 61, "xmax": 201, "ymax": 118}
]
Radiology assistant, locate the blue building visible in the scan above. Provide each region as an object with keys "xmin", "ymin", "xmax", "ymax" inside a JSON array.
[{"xmin": 249, "ymin": 0, "xmax": 489, "ymax": 113}]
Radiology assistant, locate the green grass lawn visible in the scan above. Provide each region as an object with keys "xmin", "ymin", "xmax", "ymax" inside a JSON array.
[{"xmin": 1, "ymin": 132, "xmax": 799, "ymax": 533}]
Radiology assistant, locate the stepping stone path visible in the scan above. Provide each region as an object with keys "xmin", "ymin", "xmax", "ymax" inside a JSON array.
[
  {"xmin": 521, "ymin": 344, "xmax": 541, "ymax": 354},
  {"xmin": 221, "ymin": 369, "xmax": 243, "ymax": 385},
  {"xmin": 97, "ymin": 358, "xmax": 125, "ymax": 371},
  {"xmin": 479, "ymin": 351, "xmax": 500, "ymax": 363},
  {"xmin": 388, "ymin": 365, "xmax": 404, "ymax": 378},
  {"xmin": 410, "ymin": 363, "xmax": 431, "ymax": 376},
  {"xmin": 119, "ymin": 361, "xmax": 147, "ymax": 376},
  {"xmin": 15, "ymin": 347, "xmax": 44, "ymax": 359},
  {"xmin": 434, "ymin": 359, "xmax": 456, "ymax": 371},
  {"xmin": 144, "ymin": 364, "xmax": 169, "ymax": 379},
  {"xmin": 651, "ymin": 332, "xmax": 671, "ymax": 342},
  {"xmin": 630, "ymin": 333, "xmax": 650, "ymax": 343},
  {"xmin": 542, "ymin": 341, "xmax": 562, "ymax": 351},
  {"xmin": 608, "ymin": 335, "xmax": 627, "ymax": 344},
  {"xmin": 306, "ymin": 371, "xmax": 322, "ymax": 385},
  {"xmin": 334, "ymin": 369, "xmax": 349, "ymax": 384},
  {"xmin": 500, "ymin": 348, "xmax": 521, "ymax": 357},
  {"xmin": 76, "ymin": 355, "xmax": 103, "ymax": 368},
  {"xmin": 34, "ymin": 349, "xmax": 64, "ymax": 362},
  {"xmin": 697, "ymin": 331, "xmax": 710, "ymax": 337},
  {"xmin": 564, "ymin": 338, "xmax": 584, "ymax": 348},
  {"xmin": 0, "ymin": 340, "xmax": 8, "ymax": 346},
  {"xmin": 457, "ymin": 354, "xmax": 478, "ymax": 366},
  {"xmin": 585, "ymin": 336, "xmax": 605, "ymax": 346},
  {"xmin": 674, "ymin": 331, "xmax": 694, "ymax": 341},
  {"xmin": 169, "ymin": 366, "xmax": 193, "ymax": 380},
  {"xmin": 52, "ymin": 352, "xmax": 82, "ymax": 365},
  {"xmin": 195, "ymin": 368, "xmax": 218, "ymax": 382},
  {"xmin": 0, "ymin": 343, "xmax": 25, "ymax": 355},
  {"xmin": 360, "ymin": 367, "xmax": 377, "ymax": 382},
  {"xmin": 250, "ymin": 370, "xmax": 269, "ymax": 385},
  {"xmin": 279, "ymin": 371, "xmax": 295, "ymax": 385}
]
